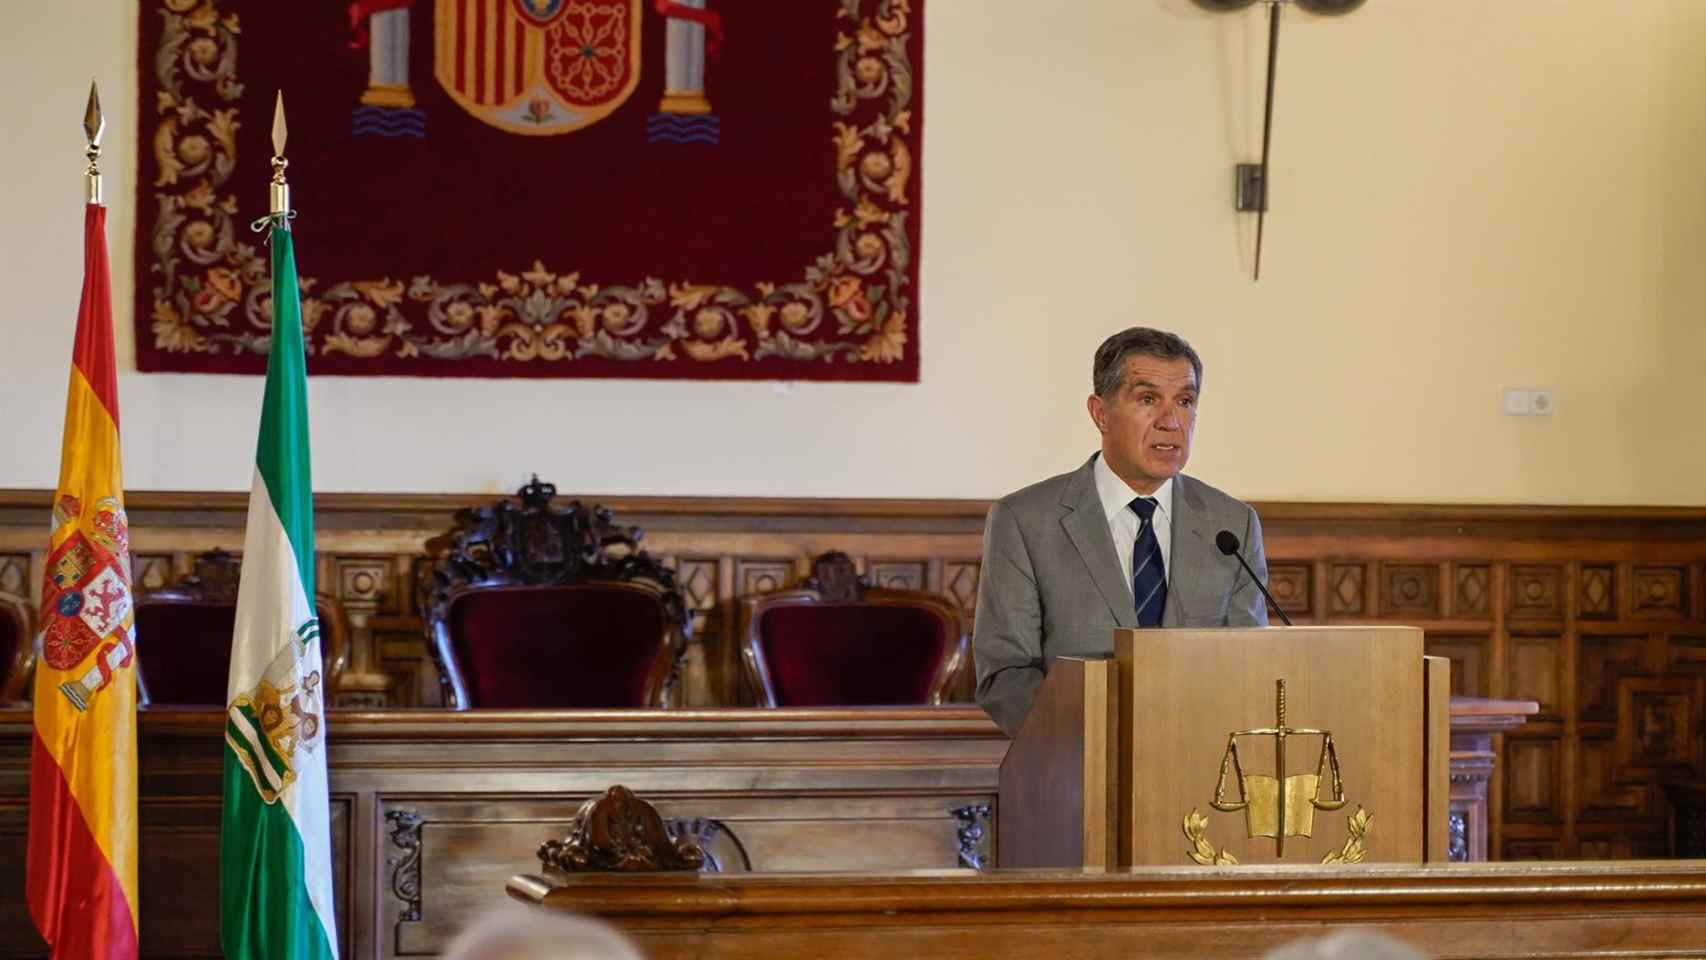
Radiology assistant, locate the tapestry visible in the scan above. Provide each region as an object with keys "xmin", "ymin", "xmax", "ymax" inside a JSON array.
[{"xmin": 135, "ymin": 0, "xmax": 922, "ymax": 381}]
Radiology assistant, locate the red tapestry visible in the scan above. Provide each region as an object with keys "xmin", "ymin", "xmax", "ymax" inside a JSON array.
[{"xmin": 135, "ymin": 0, "xmax": 922, "ymax": 381}]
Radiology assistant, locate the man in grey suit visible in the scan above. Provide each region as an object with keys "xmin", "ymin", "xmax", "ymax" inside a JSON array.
[{"xmin": 974, "ymin": 327, "xmax": 1271, "ymax": 736}]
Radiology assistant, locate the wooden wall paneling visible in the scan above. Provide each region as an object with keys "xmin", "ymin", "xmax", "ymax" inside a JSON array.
[
  {"xmin": 1503, "ymin": 737, "xmax": 1562, "ymax": 825},
  {"xmin": 1577, "ymin": 633, "xmax": 1647, "ymax": 725},
  {"xmin": 1580, "ymin": 564, "xmax": 1616, "ymax": 620},
  {"xmin": 1615, "ymin": 675, "xmax": 1706, "ymax": 778},
  {"xmin": 665, "ymin": 554, "xmax": 723, "ymax": 707},
  {"xmin": 1561, "ymin": 562, "xmax": 1580, "ymax": 855},
  {"xmin": 332, "ymin": 554, "xmax": 404, "ymax": 707},
  {"xmin": 1328, "ymin": 562, "xmax": 1366, "ymax": 617},
  {"xmin": 1266, "ymin": 561, "xmax": 1312, "ymax": 620},
  {"xmin": 1380, "ymin": 562, "xmax": 1441, "ymax": 619},
  {"xmin": 5, "ymin": 492, "xmax": 1706, "ymax": 862},
  {"xmin": 866, "ymin": 559, "xmax": 927, "ymax": 591},
  {"xmin": 1453, "ymin": 563, "xmax": 1493, "ymax": 619},
  {"xmin": 1509, "ymin": 564, "xmax": 1565, "ymax": 621},
  {"xmin": 1509, "ymin": 633, "xmax": 1564, "ymax": 722},
  {"xmin": 130, "ymin": 552, "xmax": 176, "ymax": 592},
  {"xmin": 1632, "ymin": 565, "xmax": 1690, "ymax": 620},
  {"xmin": 1576, "ymin": 737, "xmax": 1647, "ymax": 823},
  {"xmin": 1423, "ymin": 634, "xmax": 1491, "ymax": 697},
  {"xmin": 1501, "ymin": 838, "xmax": 1563, "ymax": 860},
  {"xmin": 0, "ymin": 552, "xmax": 29, "ymax": 597}
]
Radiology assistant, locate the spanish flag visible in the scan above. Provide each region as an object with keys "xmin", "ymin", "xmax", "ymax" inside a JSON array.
[{"xmin": 27, "ymin": 200, "xmax": 140, "ymax": 958}]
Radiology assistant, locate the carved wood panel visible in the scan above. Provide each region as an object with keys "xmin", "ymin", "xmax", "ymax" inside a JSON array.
[
  {"xmin": 1510, "ymin": 635, "xmax": 1564, "ymax": 721},
  {"xmin": 1424, "ymin": 634, "xmax": 1491, "ymax": 698},
  {"xmin": 1381, "ymin": 563, "xmax": 1440, "ymax": 618},
  {"xmin": 1509, "ymin": 566, "xmax": 1564, "ymax": 620},
  {"xmin": 1615, "ymin": 675, "xmax": 1706, "ymax": 776},
  {"xmin": 1267, "ymin": 562, "xmax": 1312, "ymax": 619},
  {"xmin": 1632, "ymin": 566, "xmax": 1689, "ymax": 620},
  {"xmin": 0, "ymin": 554, "xmax": 28, "ymax": 597},
  {"xmin": 1577, "ymin": 634, "xmax": 1646, "ymax": 724},
  {"xmin": 1580, "ymin": 564, "xmax": 1616, "ymax": 620},
  {"xmin": 1503, "ymin": 738, "xmax": 1561, "ymax": 823},
  {"xmin": 1329, "ymin": 563, "xmax": 1365, "ymax": 616},
  {"xmin": 866, "ymin": 560, "xmax": 927, "ymax": 592},
  {"xmin": 1576, "ymin": 737, "xmax": 1647, "ymax": 820},
  {"xmin": 942, "ymin": 561, "xmax": 981, "ymax": 623},
  {"xmin": 1454, "ymin": 564, "xmax": 1492, "ymax": 618}
]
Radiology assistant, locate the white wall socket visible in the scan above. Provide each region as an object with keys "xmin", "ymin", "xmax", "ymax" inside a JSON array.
[{"xmin": 1503, "ymin": 387, "xmax": 1554, "ymax": 416}]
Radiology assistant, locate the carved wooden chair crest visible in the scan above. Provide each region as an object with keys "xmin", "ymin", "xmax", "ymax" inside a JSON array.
[
  {"xmin": 538, "ymin": 786, "xmax": 706, "ymax": 873},
  {"xmin": 419, "ymin": 476, "xmax": 691, "ymax": 709},
  {"xmin": 739, "ymin": 551, "xmax": 968, "ymax": 707},
  {"xmin": 0, "ymin": 592, "xmax": 35, "ymax": 704},
  {"xmin": 132, "ymin": 549, "xmax": 350, "ymax": 705}
]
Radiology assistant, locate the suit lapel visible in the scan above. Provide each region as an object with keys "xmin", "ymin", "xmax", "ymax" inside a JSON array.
[
  {"xmin": 1060, "ymin": 457, "xmax": 1139, "ymax": 629},
  {"xmin": 1163, "ymin": 474, "xmax": 1211, "ymax": 627}
]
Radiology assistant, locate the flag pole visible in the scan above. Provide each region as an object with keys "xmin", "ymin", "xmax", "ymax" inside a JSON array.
[
  {"xmin": 84, "ymin": 80, "xmax": 104, "ymax": 205},
  {"xmin": 270, "ymin": 91, "xmax": 290, "ymax": 222}
]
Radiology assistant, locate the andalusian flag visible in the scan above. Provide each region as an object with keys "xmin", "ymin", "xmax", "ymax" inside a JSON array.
[
  {"xmin": 219, "ymin": 221, "xmax": 339, "ymax": 959},
  {"xmin": 27, "ymin": 200, "xmax": 140, "ymax": 957}
]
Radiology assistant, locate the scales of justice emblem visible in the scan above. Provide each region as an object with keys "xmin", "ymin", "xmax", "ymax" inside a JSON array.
[
  {"xmin": 1183, "ymin": 680, "xmax": 1373, "ymax": 865},
  {"xmin": 351, "ymin": 0, "xmax": 722, "ymax": 141}
]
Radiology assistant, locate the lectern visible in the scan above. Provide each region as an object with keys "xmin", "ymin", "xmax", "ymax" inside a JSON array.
[{"xmin": 998, "ymin": 626, "xmax": 1449, "ymax": 867}]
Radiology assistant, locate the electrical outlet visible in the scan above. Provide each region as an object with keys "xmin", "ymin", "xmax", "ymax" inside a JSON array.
[
  {"xmin": 1503, "ymin": 388, "xmax": 1531, "ymax": 416},
  {"xmin": 1503, "ymin": 387, "xmax": 1555, "ymax": 416}
]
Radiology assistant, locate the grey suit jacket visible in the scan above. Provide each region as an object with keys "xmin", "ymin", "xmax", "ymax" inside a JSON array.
[{"xmin": 973, "ymin": 455, "xmax": 1270, "ymax": 736}]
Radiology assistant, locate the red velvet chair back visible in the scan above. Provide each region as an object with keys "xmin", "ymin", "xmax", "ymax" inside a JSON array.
[
  {"xmin": 0, "ymin": 592, "xmax": 32, "ymax": 704},
  {"xmin": 440, "ymin": 583, "xmax": 672, "ymax": 708},
  {"xmin": 420, "ymin": 477, "xmax": 691, "ymax": 709},
  {"xmin": 740, "ymin": 552, "xmax": 967, "ymax": 707},
  {"xmin": 132, "ymin": 550, "xmax": 349, "ymax": 706}
]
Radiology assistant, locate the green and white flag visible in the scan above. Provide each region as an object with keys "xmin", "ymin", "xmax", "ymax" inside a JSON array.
[{"xmin": 220, "ymin": 223, "xmax": 338, "ymax": 959}]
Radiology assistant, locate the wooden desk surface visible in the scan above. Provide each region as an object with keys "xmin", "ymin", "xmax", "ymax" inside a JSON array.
[{"xmin": 511, "ymin": 861, "xmax": 1706, "ymax": 960}]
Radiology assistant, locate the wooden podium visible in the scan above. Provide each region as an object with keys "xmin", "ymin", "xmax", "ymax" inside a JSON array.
[{"xmin": 998, "ymin": 626, "xmax": 1450, "ymax": 868}]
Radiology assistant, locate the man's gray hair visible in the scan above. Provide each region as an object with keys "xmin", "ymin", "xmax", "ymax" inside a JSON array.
[{"xmin": 1092, "ymin": 327, "xmax": 1203, "ymax": 399}]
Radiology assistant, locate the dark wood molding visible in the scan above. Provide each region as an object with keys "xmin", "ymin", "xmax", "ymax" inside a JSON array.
[
  {"xmin": 509, "ymin": 862, "xmax": 1706, "ymax": 959},
  {"xmin": 3, "ymin": 487, "xmax": 1705, "ymax": 530},
  {"xmin": 511, "ymin": 861, "xmax": 1706, "ymax": 915}
]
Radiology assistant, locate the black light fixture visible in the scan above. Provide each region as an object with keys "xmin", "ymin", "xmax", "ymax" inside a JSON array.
[{"xmin": 1191, "ymin": 0, "xmax": 1367, "ymax": 280}]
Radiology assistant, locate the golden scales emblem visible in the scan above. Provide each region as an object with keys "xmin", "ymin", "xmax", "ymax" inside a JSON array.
[{"xmin": 1183, "ymin": 680, "xmax": 1372, "ymax": 865}]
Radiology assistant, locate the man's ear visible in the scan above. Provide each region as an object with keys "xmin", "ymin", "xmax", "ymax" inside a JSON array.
[{"xmin": 1087, "ymin": 394, "xmax": 1107, "ymax": 434}]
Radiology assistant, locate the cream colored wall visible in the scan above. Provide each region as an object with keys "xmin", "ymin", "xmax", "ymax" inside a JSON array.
[{"xmin": 1, "ymin": 1, "xmax": 1702, "ymax": 503}]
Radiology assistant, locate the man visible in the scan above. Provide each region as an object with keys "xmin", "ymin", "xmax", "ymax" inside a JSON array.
[{"xmin": 974, "ymin": 327, "xmax": 1271, "ymax": 736}]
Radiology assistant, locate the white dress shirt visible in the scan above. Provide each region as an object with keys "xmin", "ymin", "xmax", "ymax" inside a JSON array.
[{"xmin": 1093, "ymin": 454, "xmax": 1173, "ymax": 593}]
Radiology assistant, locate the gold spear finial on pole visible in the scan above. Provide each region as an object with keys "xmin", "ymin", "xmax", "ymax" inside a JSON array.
[
  {"xmin": 269, "ymin": 91, "xmax": 290, "ymax": 220},
  {"xmin": 83, "ymin": 79, "xmax": 105, "ymax": 205}
]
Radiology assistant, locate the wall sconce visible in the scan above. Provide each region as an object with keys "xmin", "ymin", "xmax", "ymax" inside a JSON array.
[{"xmin": 1191, "ymin": 0, "xmax": 1366, "ymax": 280}]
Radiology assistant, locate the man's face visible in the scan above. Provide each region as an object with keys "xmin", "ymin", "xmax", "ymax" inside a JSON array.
[{"xmin": 1086, "ymin": 354, "xmax": 1198, "ymax": 494}]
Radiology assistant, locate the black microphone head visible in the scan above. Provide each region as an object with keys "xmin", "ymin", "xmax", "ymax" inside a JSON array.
[{"xmin": 1215, "ymin": 530, "xmax": 1241, "ymax": 556}]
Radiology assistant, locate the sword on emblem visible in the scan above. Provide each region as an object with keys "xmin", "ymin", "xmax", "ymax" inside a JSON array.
[{"xmin": 1208, "ymin": 679, "xmax": 1347, "ymax": 856}]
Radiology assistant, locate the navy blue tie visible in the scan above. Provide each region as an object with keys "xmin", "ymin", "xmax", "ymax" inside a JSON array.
[{"xmin": 1130, "ymin": 497, "xmax": 1167, "ymax": 627}]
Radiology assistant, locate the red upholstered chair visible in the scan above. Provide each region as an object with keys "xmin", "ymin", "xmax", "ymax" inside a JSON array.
[
  {"xmin": 0, "ymin": 592, "xmax": 34, "ymax": 704},
  {"xmin": 132, "ymin": 549, "xmax": 350, "ymax": 706},
  {"xmin": 419, "ymin": 476, "xmax": 690, "ymax": 710},
  {"xmin": 739, "ymin": 552, "xmax": 968, "ymax": 707}
]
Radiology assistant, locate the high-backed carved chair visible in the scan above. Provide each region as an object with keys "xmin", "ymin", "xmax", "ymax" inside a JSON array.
[
  {"xmin": 132, "ymin": 549, "xmax": 350, "ymax": 706},
  {"xmin": 739, "ymin": 552, "xmax": 968, "ymax": 707},
  {"xmin": 419, "ymin": 476, "xmax": 691, "ymax": 709},
  {"xmin": 0, "ymin": 592, "xmax": 34, "ymax": 704}
]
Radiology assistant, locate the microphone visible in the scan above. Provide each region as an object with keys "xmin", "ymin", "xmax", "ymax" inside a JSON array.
[{"xmin": 1215, "ymin": 530, "xmax": 1293, "ymax": 626}]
